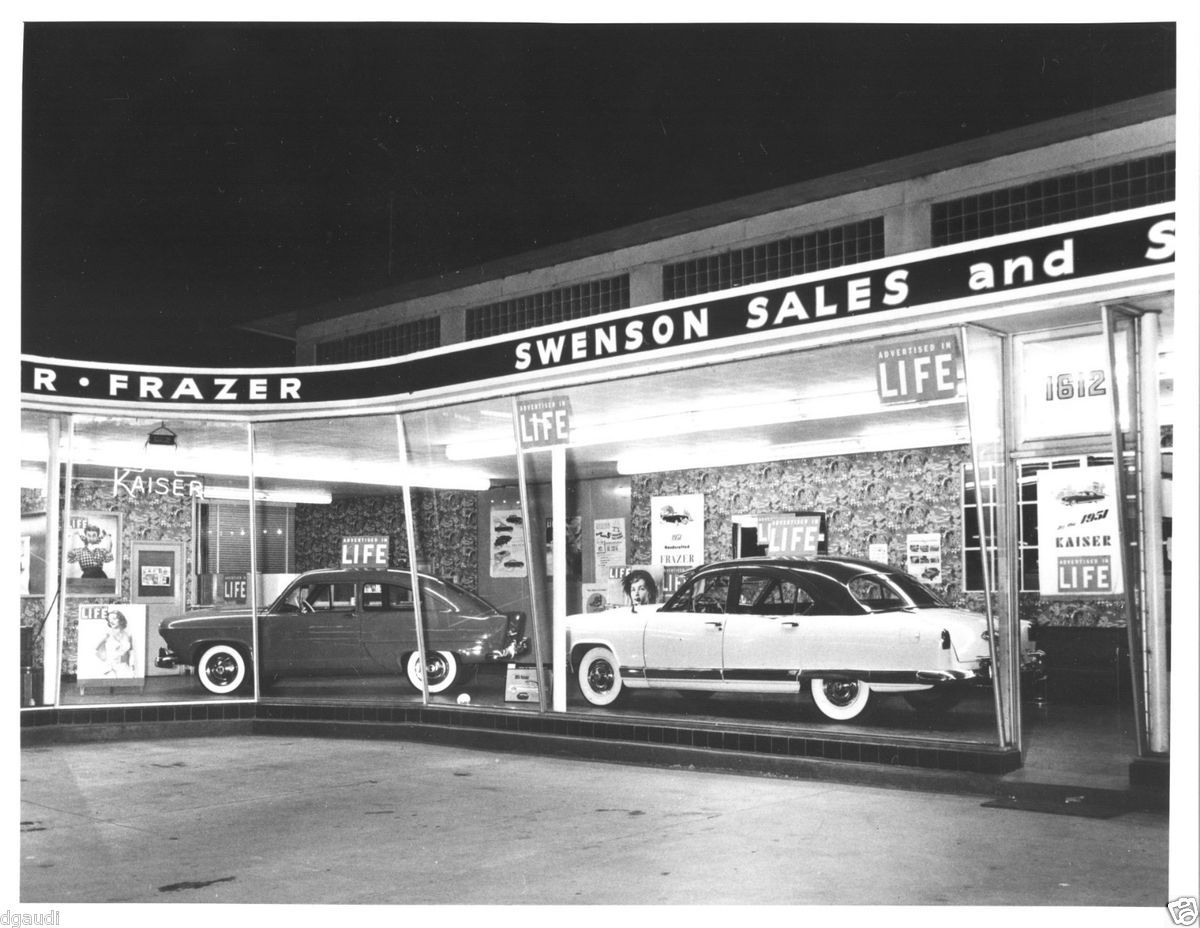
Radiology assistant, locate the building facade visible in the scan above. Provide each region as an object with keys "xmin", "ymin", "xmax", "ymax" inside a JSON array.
[{"xmin": 21, "ymin": 91, "xmax": 1178, "ymax": 790}]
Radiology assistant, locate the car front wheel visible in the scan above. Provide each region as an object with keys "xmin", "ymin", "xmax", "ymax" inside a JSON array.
[
  {"xmin": 196, "ymin": 644, "xmax": 249, "ymax": 696},
  {"xmin": 810, "ymin": 677, "xmax": 871, "ymax": 721},
  {"xmin": 577, "ymin": 646, "xmax": 623, "ymax": 707},
  {"xmin": 406, "ymin": 650, "xmax": 459, "ymax": 694}
]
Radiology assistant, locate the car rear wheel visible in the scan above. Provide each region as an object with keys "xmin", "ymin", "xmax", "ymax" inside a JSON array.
[
  {"xmin": 196, "ymin": 644, "xmax": 249, "ymax": 696},
  {"xmin": 577, "ymin": 646, "xmax": 623, "ymax": 707},
  {"xmin": 406, "ymin": 650, "xmax": 459, "ymax": 694},
  {"xmin": 903, "ymin": 687, "xmax": 964, "ymax": 713},
  {"xmin": 810, "ymin": 678, "xmax": 871, "ymax": 721}
]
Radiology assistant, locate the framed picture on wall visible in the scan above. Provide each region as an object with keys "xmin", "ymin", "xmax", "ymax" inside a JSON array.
[{"xmin": 65, "ymin": 510, "xmax": 121, "ymax": 598}]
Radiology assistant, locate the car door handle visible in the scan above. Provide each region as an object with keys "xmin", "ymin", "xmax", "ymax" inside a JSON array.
[
  {"xmin": 705, "ymin": 621, "xmax": 723, "ymax": 629},
  {"xmin": 781, "ymin": 621, "xmax": 799, "ymax": 628}
]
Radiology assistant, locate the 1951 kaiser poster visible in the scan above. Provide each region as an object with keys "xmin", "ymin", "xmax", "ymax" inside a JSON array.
[{"xmin": 1037, "ymin": 465, "xmax": 1124, "ymax": 597}]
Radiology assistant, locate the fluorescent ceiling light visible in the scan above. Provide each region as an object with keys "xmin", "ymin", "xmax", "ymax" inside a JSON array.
[
  {"xmin": 201, "ymin": 486, "xmax": 333, "ymax": 505},
  {"xmin": 615, "ymin": 424, "xmax": 969, "ymax": 475},
  {"xmin": 446, "ymin": 389, "xmax": 964, "ymax": 462}
]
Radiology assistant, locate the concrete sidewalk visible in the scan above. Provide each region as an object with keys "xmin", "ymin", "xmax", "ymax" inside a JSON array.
[{"xmin": 19, "ymin": 733, "xmax": 1168, "ymax": 907}]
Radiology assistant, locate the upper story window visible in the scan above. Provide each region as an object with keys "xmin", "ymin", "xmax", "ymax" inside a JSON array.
[
  {"xmin": 466, "ymin": 276, "xmax": 631, "ymax": 340},
  {"xmin": 932, "ymin": 153, "xmax": 1175, "ymax": 246},
  {"xmin": 662, "ymin": 218, "xmax": 884, "ymax": 300},
  {"xmin": 315, "ymin": 317, "xmax": 441, "ymax": 364}
]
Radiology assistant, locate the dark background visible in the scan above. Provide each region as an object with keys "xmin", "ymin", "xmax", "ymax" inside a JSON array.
[{"xmin": 20, "ymin": 22, "xmax": 1176, "ymax": 366}]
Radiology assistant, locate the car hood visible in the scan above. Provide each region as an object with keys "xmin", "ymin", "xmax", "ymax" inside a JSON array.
[{"xmin": 160, "ymin": 606, "xmax": 257, "ymax": 631}]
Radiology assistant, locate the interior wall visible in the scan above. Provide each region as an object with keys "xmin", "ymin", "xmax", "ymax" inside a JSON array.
[
  {"xmin": 29, "ymin": 477, "xmax": 196, "ymax": 677},
  {"xmin": 295, "ymin": 489, "xmax": 479, "ymax": 588}
]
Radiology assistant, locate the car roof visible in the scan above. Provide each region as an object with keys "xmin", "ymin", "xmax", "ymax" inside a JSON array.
[
  {"xmin": 693, "ymin": 555, "xmax": 897, "ymax": 583},
  {"xmin": 292, "ymin": 568, "xmax": 442, "ymax": 585}
]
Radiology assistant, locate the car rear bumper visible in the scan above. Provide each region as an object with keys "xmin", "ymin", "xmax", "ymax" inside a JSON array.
[{"xmin": 155, "ymin": 647, "xmax": 181, "ymax": 669}]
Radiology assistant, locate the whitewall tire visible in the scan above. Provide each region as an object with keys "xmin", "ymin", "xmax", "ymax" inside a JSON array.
[
  {"xmin": 810, "ymin": 677, "xmax": 871, "ymax": 721},
  {"xmin": 406, "ymin": 650, "xmax": 459, "ymax": 694},
  {"xmin": 196, "ymin": 644, "xmax": 249, "ymax": 696},
  {"xmin": 577, "ymin": 646, "xmax": 624, "ymax": 707}
]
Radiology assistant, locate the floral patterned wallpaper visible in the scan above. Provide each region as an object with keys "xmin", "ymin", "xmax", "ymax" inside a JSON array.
[
  {"xmin": 22, "ymin": 478, "xmax": 195, "ymax": 676},
  {"xmin": 295, "ymin": 489, "xmax": 479, "ymax": 588},
  {"xmin": 627, "ymin": 445, "xmax": 1126, "ymax": 628}
]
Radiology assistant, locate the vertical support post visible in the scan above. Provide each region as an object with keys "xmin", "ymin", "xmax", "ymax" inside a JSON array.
[
  {"xmin": 511, "ymin": 398, "xmax": 548, "ymax": 713},
  {"xmin": 1001, "ymin": 333, "xmax": 1023, "ymax": 753},
  {"xmin": 396, "ymin": 416, "xmax": 431, "ymax": 704},
  {"xmin": 552, "ymin": 444, "xmax": 568, "ymax": 712},
  {"xmin": 1137, "ymin": 312, "xmax": 1169, "ymax": 753},
  {"xmin": 1103, "ymin": 305, "xmax": 1149, "ymax": 755},
  {"xmin": 247, "ymin": 423, "xmax": 261, "ymax": 701},
  {"xmin": 43, "ymin": 416, "xmax": 64, "ymax": 707},
  {"xmin": 959, "ymin": 326, "xmax": 1009, "ymax": 749}
]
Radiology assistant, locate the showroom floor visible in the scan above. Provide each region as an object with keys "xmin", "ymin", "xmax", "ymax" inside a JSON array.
[{"xmin": 49, "ymin": 665, "xmax": 1140, "ymax": 793}]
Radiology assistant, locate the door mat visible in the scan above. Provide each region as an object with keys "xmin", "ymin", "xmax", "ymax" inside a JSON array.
[{"xmin": 981, "ymin": 794, "xmax": 1127, "ymax": 819}]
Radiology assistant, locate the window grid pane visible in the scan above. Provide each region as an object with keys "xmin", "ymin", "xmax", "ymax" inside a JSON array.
[
  {"xmin": 465, "ymin": 275, "xmax": 632, "ymax": 340},
  {"xmin": 662, "ymin": 217, "xmax": 884, "ymax": 300},
  {"xmin": 315, "ymin": 317, "xmax": 441, "ymax": 364},
  {"xmin": 932, "ymin": 153, "xmax": 1175, "ymax": 246}
]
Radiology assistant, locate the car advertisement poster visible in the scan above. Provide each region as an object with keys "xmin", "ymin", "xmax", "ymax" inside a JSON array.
[
  {"xmin": 593, "ymin": 517, "xmax": 627, "ymax": 575},
  {"xmin": 1037, "ymin": 465, "xmax": 1123, "ymax": 597},
  {"xmin": 905, "ymin": 533, "xmax": 943, "ymax": 584},
  {"xmin": 490, "ymin": 507, "xmax": 527, "ymax": 578},
  {"xmin": 76, "ymin": 603, "xmax": 147, "ymax": 688},
  {"xmin": 651, "ymin": 494, "xmax": 704, "ymax": 569}
]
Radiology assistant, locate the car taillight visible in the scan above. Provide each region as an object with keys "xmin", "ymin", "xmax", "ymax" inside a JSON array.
[{"xmin": 941, "ymin": 629, "xmax": 951, "ymax": 650}]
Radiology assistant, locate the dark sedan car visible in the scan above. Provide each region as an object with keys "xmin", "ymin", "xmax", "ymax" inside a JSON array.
[{"xmin": 157, "ymin": 568, "xmax": 528, "ymax": 696}]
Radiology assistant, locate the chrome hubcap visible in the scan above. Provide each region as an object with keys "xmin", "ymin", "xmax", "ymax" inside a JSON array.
[
  {"xmin": 587, "ymin": 660, "xmax": 615, "ymax": 693},
  {"xmin": 824, "ymin": 680, "xmax": 858, "ymax": 706},
  {"xmin": 205, "ymin": 654, "xmax": 237, "ymax": 686}
]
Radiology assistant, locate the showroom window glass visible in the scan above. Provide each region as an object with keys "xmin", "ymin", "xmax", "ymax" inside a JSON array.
[
  {"xmin": 398, "ymin": 401, "xmax": 540, "ymax": 708},
  {"xmin": 512, "ymin": 332, "xmax": 1013, "ymax": 742},
  {"xmin": 36, "ymin": 415, "xmax": 253, "ymax": 706}
]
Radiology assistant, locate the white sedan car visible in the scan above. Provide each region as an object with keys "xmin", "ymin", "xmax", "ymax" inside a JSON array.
[{"xmin": 564, "ymin": 556, "xmax": 1042, "ymax": 721}]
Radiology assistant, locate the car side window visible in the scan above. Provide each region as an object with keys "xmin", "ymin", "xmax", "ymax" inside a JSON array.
[
  {"xmin": 760, "ymin": 579, "xmax": 815, "ymax": 615},
  {"xmin": 362, "ymin": 583, "xmax": 386, "ymax": 610},
  {"xmin": 733, "ymin": 576, "xmax": 815, "ymax": 615},
  {"xmin": 663, "ymin": 572, "xmax": 733, "ymax": 614},
  {"xmin": 735, "ymin": 574, "xmax": 771, "ymax": 612},
  {"xmin": 310, "ymin": 583, "xmax": 352, "ymax": 610},
  {"xmin": 847, "ymin": 576, "xmax": 905, "ymax": 611},
  {"xmin": 381, "ymin": 584, "xmax": 414, "ymax": 608}
]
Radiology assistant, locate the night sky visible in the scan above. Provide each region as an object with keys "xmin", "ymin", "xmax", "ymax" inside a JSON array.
[{"xmin": 20, "ymin": 21, "xmax": 1176, "ymax": 367}]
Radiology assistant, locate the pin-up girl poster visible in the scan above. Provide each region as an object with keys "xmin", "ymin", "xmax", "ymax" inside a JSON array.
[{"xmin": 65, "ymin": 511, "xmax": 121, "ymax": 597}]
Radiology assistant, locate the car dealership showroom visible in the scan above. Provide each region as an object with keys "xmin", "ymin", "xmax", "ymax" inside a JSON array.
[{"xmin": 20, "ymin": 93, "xmax": 1179, "ymax": 799}]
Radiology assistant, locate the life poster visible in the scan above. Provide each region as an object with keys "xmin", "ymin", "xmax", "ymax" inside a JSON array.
[{"xmin": 1037, "ymin": 465, "xmax": 1123, "ymax": 597}]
